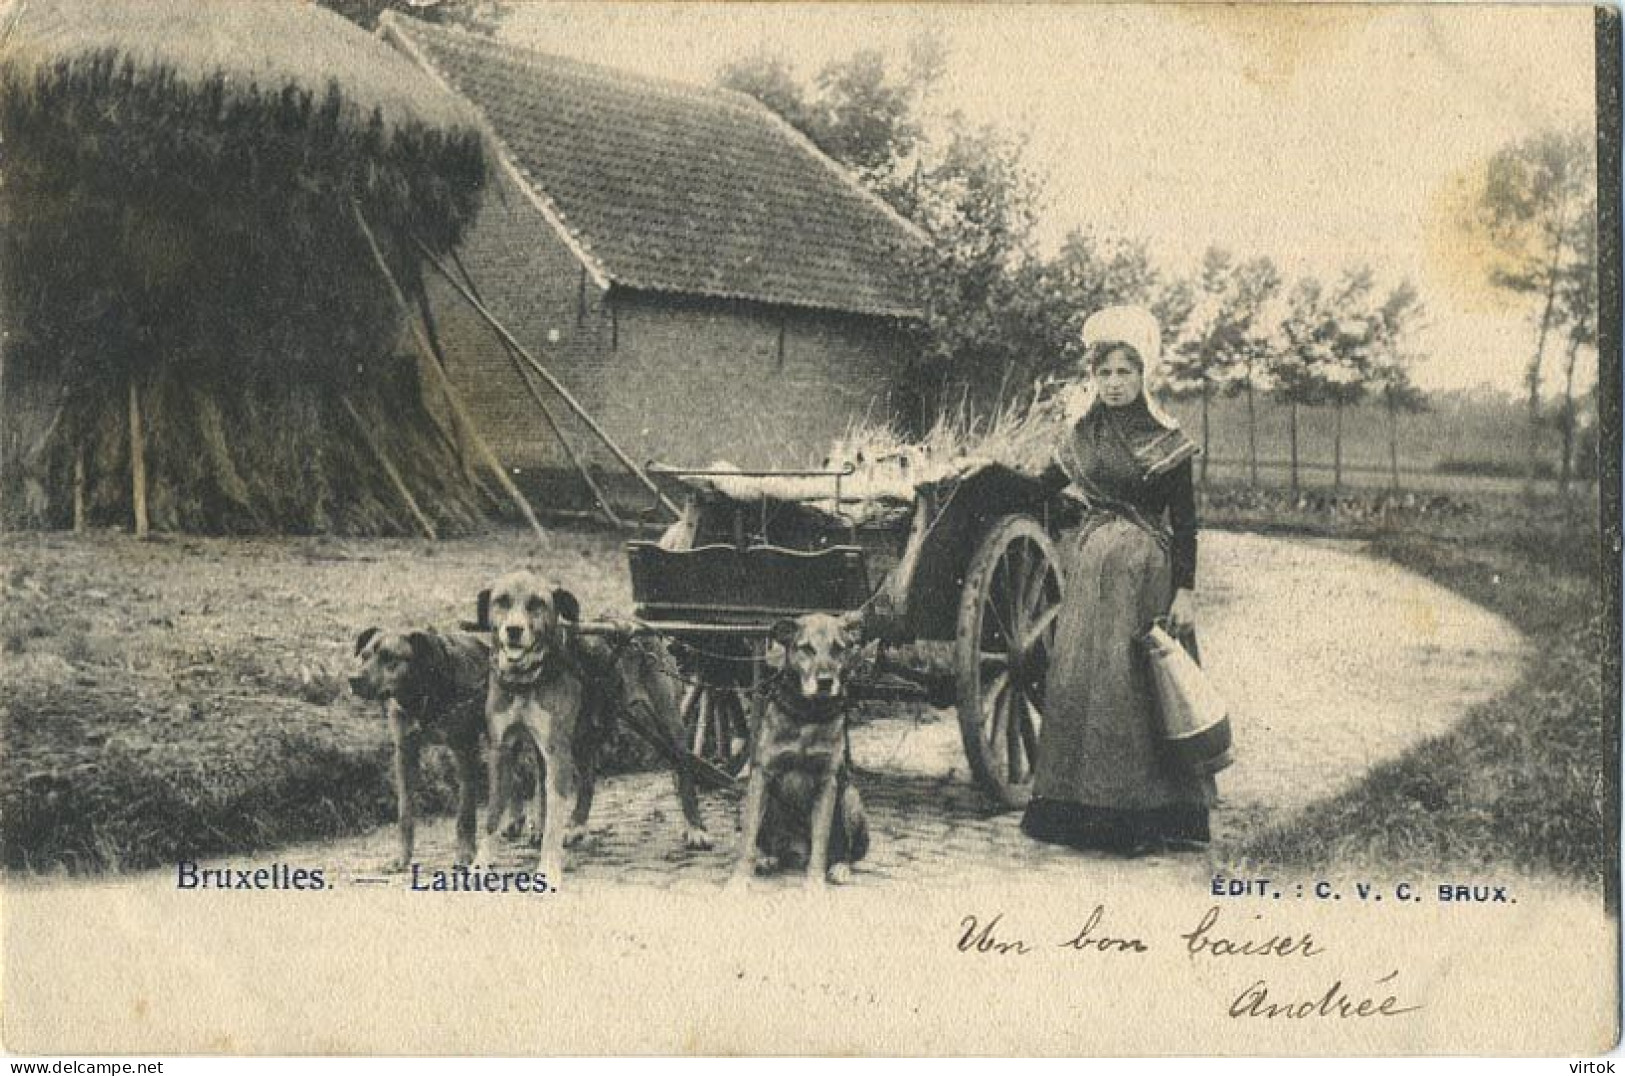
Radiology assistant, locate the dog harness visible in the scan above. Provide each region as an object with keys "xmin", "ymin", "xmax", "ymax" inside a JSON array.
[{"xmin": 492, "ymin": 639, "xmax": 578, "ymax": 690}]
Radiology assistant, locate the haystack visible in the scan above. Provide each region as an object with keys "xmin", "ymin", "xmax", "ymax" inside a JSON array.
[
  {"xmin": 679, "ymin": 381, "xmax": 1080, "ymax": 528},
  {"xmin": 0, "ymin": 0, "xmax": 494, "ymax": 535}
]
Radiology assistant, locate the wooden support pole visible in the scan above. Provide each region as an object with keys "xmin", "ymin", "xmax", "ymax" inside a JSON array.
[
  {"xmin": 341, "ymin": 396, "xmax": 437, "ymax": 540},
  {"xmin": 514, "ymin": 363, "xmax": 626, "ymax": 528},
  {"xmin": 414, "ymin": 285, "xmax": 474, "ymax": 479},
  {"xmin": 414, "ymin": 236, "xmax": 681, "ymax": 520},
  {"xmin": 128, "ymin": 378, "xmax": 148, "ymax": 539},
  {"xmin": 348, "ymin": 201, "xmax": 545, "ymax": 538},
  {"xmin": 444, "ymin": 249, "xmax": 626, "ymax": 529}
]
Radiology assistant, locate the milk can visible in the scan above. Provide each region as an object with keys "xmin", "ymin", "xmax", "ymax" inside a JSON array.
[{"xmin": 1138, "ymin": 620, "xmax": 1233, "ymax": 775}]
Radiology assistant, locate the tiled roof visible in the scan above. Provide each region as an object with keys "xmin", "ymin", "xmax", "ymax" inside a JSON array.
[{"xmin": 381, "ymin": 14, "xmax": 926, "ymax": 320}]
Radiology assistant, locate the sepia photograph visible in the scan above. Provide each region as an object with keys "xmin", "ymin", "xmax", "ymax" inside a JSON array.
[{"xmin": 0, "ymin": 0, "xmax": 1617, "ymax": 1058}]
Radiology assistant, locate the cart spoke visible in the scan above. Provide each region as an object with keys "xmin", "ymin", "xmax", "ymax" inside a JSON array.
[
  {"xmin": 1020, "ymin": 555, "xmax": 1049, "ymax": 616},
  {"xmin": 723, "ymin": 694, "xmax": 750, "ymax": 761},
  {"xmin": 712, "ymin": 692, "xmax": 729, "ymax": 758},
  {"xmin": 1019, "ymin": 694, "xmax": 1043, "ymax": 769},
  {"xmin": 691, "ymin": 690, "xmax": 710, "ymax": 756},
  {"xmin": 990, "ymin": 555, "xmax": 1011, "ymax": 629},
  {"xmin": 1022, "ymin": 603, "xmax": 1060, "ymax": 652},
  {"xmin": 988, "ymin": 689, "xmax": 1011, "ymax": 772},
  {"xmin": 1006, "ymin": 541, "xmax": 1027, "ymax": 634},
  {"xmin": 1024, "ymin": 568, "xmax": 1056, "ymax": 622},
  {"xmin": 982, "ymin": 594, "xmax": 1013, "ymax": 649},
  {"xmin": 1007, "ymin": 690, "xmax": 1026, "ymax": 783},
  {"xmin": 980, "ymin": 671, "xmax": 1010, "ymax": 736}
]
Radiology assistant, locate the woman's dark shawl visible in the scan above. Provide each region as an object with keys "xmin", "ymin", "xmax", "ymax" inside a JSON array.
[{"xmin": 1055, "ymin": 397, "xmax": 1200, "ymax": 502}]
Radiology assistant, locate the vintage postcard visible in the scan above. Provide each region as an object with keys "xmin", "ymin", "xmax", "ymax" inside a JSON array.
[{"xmin": 0, "ymin": 0, "xmax": 1617, "ymax": 1058}]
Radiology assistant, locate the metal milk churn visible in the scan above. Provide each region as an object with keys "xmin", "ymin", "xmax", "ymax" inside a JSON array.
[{"xmin": 1138, "ymin": 621, "xmax": 1234, "ymax": 775}]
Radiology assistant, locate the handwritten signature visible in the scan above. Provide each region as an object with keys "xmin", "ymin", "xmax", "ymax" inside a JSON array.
[{"xmin": 956, "ymin": 905, "xmax": 1419, "ymax": 1020}]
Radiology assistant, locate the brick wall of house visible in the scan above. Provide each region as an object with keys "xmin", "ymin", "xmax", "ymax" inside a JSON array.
[
  {"xmin": 422, "ymin": 171, "xmax": 616, "ymax": 471},
  {"xmin": 602, "ymin": 295, "xmax": 913, "ymax": 471},
  {"xmin": 425, "ymin": 171, "xmax": 918, "ymax": 507}
]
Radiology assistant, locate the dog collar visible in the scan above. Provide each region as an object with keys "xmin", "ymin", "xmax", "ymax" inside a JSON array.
[
  {"xmin": 768, "ymin": 675, "xmax": 848, "ymax": 724},
  {"xmin": 492, "ymin": 644, "xmax": 573, "ymax": 689}
]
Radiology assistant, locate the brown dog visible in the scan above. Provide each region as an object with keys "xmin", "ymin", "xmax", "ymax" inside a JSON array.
[
  {"xmin": 731, "ymin": 613, "xmax": 870, "ymax": 889},
  {"xmin": 349, "ymin": 627, "xmax": 531, "ymax": 871},
  {"xmin": 477, "ymin": 570, "xmax": 712, "ymax": 885}
]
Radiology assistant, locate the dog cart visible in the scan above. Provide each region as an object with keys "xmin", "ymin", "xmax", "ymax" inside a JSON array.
[{"xmin": 624, "ymin": 459, "xmax": 1075, "ymax": 809}]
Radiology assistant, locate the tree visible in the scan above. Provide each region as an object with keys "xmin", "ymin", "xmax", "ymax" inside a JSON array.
[
  {"xmin": 720, "ymin": 40, "xmax": 943, "ymax": 203},
  {"xmin": 1368, "ymin": 279, "xmax": 1429, "ymax": 489},
  {"xmin": 1458, "ymin": 125, "xmax": 1595, "ymax": 492},
  {"xmin": 1322, "ymin": 266, "xmax": 1378, "ymax": 491},
  {"xmin": 720, "ymin": 46, "xmax": 1054, "ymax": 424},
  {"xmin": 716, "ymin": 53, "xmax": 815, "ymax": 134},
  {"xmin": 1552, "ymin": 194, "xmax": 1599, "ymax": 493},
  {"xmin": 1165, "ymin": 247, "xmax": 1235, "ymax": 483},
  {"xmin": 1219, "ymin": 257, "xmax": 1283, "ymax": 487},
  {"xmin": 903, "ymin": 116, "xmax": 1052, "ymax": 415},
  {"xmin": 1041, "ymin": 229, "xmax": 1161, "ymax": 376},
  {"xmin": 1272, "ymin": 277, "xmax": 1334, "ymax": 498}
]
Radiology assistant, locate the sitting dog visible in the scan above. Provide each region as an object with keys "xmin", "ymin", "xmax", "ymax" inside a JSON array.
[
  {"xmin": 731, "ymin": 613, "xmax": 870, "ymax": 888},
  {"xmin": 477, "ymin": 570, "xmax": 712, "ymax": 884},
  {"xmin": 349, "ymin": 627, "xmax": 532, "ymax": 871}
]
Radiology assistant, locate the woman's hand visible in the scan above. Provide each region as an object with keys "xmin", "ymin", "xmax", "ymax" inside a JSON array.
[{"xmin": 1167, "ymin": 588, "xmax": 1197, "ymax": 635}]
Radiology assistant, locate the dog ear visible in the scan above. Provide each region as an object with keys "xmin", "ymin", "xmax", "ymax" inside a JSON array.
[
  {"xmin": 474, "ymin": 588, "xmax": 491, "ymax": 632},
  {"xmin": 353, "ymin": 627, "xmax": 379, "ymax": 656},
  {"xmin": 770, "ymin": 618, "xmax": 800, "ymax": 648},
  {"xmin": 836, "ymin": 609, "xmax": 866, "ymax": 643},
  {"xmin": 551, "ymin": 587, "xmax": 581, "ymax": 624}
]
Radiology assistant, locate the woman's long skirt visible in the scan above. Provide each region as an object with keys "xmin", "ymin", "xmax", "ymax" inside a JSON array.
[{"xmin": 1021, "ymin": 515, "xmax": 1217, "ymax": 852}]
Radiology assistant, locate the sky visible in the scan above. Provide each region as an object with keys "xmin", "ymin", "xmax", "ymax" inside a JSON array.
[{"xmin": 501, "ymin": 3, "xmax": 1601, "ymax": 394}]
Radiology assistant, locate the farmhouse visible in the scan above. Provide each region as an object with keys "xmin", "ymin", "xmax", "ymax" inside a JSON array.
[{"xmin": 380, "ymin": 15, "xmax": 928, "ymax": 504}]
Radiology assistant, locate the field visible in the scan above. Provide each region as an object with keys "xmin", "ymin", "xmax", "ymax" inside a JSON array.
[
  {"xmin": 1, "ymin": 528, "xmax": 646, "ymax": 872},
  {"xmin": 0, "ymin": 479, "xmax": 1610, "ymax": 890},
  {"xmin": 1161, "ymin": 389, "xmax": 1579, "ymax": 480}
]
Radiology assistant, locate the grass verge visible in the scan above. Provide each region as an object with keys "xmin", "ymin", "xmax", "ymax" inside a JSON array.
[{"xmin": 1211, "ymin": 483, "xmax": 1613, "ymax": 894}]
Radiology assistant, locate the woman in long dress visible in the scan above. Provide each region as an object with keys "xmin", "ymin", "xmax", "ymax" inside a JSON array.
[{"xmin": 1021, "ymin": 305, "xmax": 1217, "ymax": 855}]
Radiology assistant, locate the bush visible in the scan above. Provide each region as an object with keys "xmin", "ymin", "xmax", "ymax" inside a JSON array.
[{"xmin": 1435, "ymin": 457, "xmax": 1555, "ymax": 479}]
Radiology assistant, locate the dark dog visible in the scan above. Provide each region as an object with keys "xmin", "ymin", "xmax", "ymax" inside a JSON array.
[
  {"xmin": 349, "ymin": 627, "xmax": 532, "ymax": 871},
  {"xmin": 731, "ymin": 613, "xmax": 869, "ymax": 889},
  {"xmin": 477, "ymin": 570, "xmax": 712, "ymax": 884}
]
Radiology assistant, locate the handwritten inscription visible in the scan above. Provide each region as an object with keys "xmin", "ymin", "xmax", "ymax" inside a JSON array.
[
  {"xmin": 958, "ymin": 906, "xmax": 1147, "ymax": 956},
  {"xmin": 955, "ymin": 905, "xmax": 1420, "ymax": 1020},
  {"xmin": 1059, "ymin": 905, "xmax": 1150, "ymax": 954},
  {"xmin": 1229, "ymin": 971, "xmax": 1421, "ymax": 1020},
  {"xmin": 957, "ymin": 913, "xmax": 1032, "ymax": 956},
  {"xmin": 1181, "ymin": 906, "xmax": 1325, "ymax": 959}
]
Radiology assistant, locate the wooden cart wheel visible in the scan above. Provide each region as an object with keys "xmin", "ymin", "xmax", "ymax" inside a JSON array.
[
  {"xmin": 955, "ymin": 515, "xmax": 1063, "ymax": 809},
  {"xmin": 678, "ymin": 677, "xmax": 751, "ymax": 777}
]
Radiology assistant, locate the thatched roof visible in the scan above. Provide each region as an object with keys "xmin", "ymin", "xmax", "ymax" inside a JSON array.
[
  {"xmin": 3, "ymin": 0, "xmax": 481, "ymax": 134},
  {"xmin": 0, "ymin": 0, "xmax": 497, "ymax": 536}
]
